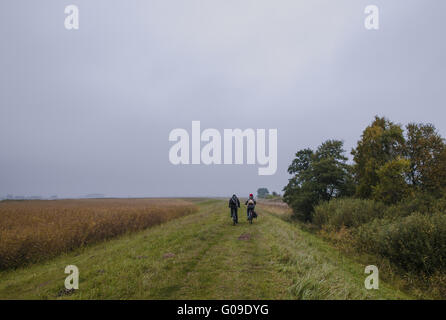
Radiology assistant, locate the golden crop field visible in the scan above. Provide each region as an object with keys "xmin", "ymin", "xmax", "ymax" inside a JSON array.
[{"xmin": 0, "ymin": 198, "xmax": 197, "ymax": 270}]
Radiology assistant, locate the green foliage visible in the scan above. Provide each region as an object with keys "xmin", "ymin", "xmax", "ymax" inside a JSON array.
[
  {"xmin": 351, "ymin": 118, "xmax": 446, "ymax": 204},
  {"xmin": 283, "ymin": 140, "xmax": 354, "ymax": 221},
  {"xmin": 382, "ymin": 193, "xmax": 436, "ymax": 219},
  {"xmin": 283, "ymin": 115, "xmax": 446, "ymax": 286},
  {"xmin": 257, "ymin": 188, "xmax": 270, "ymax": 198},
  {"xmin": 354, "ymin": 212, "xmax": 446, "ymax": 274},
  {"xmin": 312, "ymin": 198, "xmax": 386, "ymax": 231},
  {"xmin": 313, "ymin": 196, "xmax": 446, "ymax": 275},
  {"xmin": 405, "ymin": 123, "xmax": 446, "ymax": 196},
  {"xmin": 285, "ymin": 188, "xmax": 319, "ymax": 221},
  {"xmin": 352, "ymin": 116, "xmax": 405, "ymax": 199},
  {"xmin": 372, "ymin": 157, "xmax": 412, "ymax": 204}
]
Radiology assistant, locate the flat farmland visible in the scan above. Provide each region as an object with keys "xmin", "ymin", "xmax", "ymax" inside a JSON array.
[
  {"xmin": 0, "ymin": 198, "xmax": 197, "ymax": 270},
  {"xmin": 0, "ymin": 199, "xmax": 413, "ymax": 299}
]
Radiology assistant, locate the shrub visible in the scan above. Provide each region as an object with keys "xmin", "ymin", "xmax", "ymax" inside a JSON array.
[
  {"xmin": 312, "ymin": 198, "xmax": 386, "ymax": 231},
  {"xmin": 288, "ymin": 190, "xmax": 319, "ymax": 222},
  {"xmin": 382, "ymin": 193, "xmax": 446, "ymax": 220},
  {"xmin": 432, "ymin": 195, "xmax": 446, "ymax": 212},
  {"xmin": 354, "ymin": 212, "xmax": 446, "ymax": 274}
]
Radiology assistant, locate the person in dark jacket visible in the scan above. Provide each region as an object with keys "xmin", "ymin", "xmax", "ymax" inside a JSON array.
[
  {"xmin": 229, "ymin": 194, "xmax": 240, "ymax": 224},
  {"xmin": 245, "ymin": 193, "xmax": 257, "ymax": 219}
]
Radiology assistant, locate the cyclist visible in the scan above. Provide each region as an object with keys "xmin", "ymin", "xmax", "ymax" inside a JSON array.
[
  {"xmin": 245, "ymin": 194, "xmax": 257, "ymax": 220},
  {"xmin": 228, "ymin": 194, "xmax": 240, "ymax": 225}
]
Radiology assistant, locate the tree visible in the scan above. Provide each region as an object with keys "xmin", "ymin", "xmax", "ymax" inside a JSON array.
[
  {"xmin": 283, "ymin": 140, "xmax": 354, "ymax": 221},
  {"xmin": 312, "ymin": 140, "xmax": 356, "ymax": 200},
  {"xmin": 257, "ymin": 188, "xmax": 270, "ymax": 198},
  {"xmin": 351, "ymin": 116, "xmax": 405, "ymax": 199},
  {"xmin": 372, "ymin": 157, "xmax": 412, "ymax": 204},
  {"xmin": 405, "ymin": 123, "xmax": 446, "ymax": 195},
  {"xmin": 435, "ymin": 149, "xmax": 446, "ymax": 195}
]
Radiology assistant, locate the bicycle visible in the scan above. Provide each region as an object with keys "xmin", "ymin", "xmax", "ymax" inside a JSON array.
[
  {"xmin": 247, "ymin": 208, "xmax": 254, "ymax": 224},
  {"xmin": 231, "ymin": 208, "xmax": 238, "ymax": 226}
]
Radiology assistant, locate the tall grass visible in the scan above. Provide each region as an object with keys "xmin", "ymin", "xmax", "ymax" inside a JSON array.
[{"xmin": 0, "ymin": 198, "xmax": 197, "ymax": 270}]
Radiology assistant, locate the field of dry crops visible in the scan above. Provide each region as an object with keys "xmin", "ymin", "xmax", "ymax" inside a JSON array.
[
  {"xmin": 0, "ymin": 198, "xmax": 197, "ymax": 270},
  {"xmin": 257, "ymin": 199, "xmax": 292, "ymax": 219}
]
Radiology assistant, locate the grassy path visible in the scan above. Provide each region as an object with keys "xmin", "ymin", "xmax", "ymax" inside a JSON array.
[{"xmin": 0, "ymin": 199, "xmax": 412, "ymax": 299}]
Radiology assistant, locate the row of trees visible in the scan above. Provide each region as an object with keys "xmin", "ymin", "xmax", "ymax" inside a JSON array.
[
  {"xmin": 257, "ymin": 188, "xmax": 279, "ymax": 199},
  {"xmin": 283, "ymin": 116, "xmax": 446, "ymax": 221}
]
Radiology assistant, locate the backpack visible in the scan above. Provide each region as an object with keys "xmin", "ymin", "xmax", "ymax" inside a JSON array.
[{"xmin": 248, "ymin": 199, "xmax": 254, "ymax": 205}]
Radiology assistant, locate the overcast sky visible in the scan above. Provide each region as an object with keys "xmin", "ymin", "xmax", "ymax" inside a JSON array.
[{"xmin": 1, "ymin": 0, "xmax": 445, "ymax": 198}]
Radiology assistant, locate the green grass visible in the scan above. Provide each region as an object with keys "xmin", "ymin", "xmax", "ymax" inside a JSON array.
[{"xmin": 0, "ymin": 199, "xmax": 412, "ymax": 299}]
